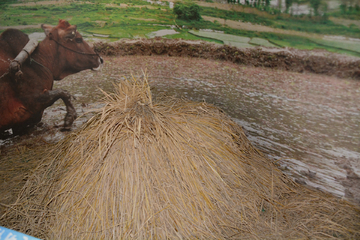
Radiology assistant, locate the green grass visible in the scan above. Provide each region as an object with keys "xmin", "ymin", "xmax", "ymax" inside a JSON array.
[
  {"xmin": 223, "ymin": 41, "xmax": 254, "ymax": 48},
  {"xmin": 328, "ymin": 5, "xmax": 360, "ymax": 21},
  {"xmin": 86, "ymin": 24, "xmax": 176, "ymax": 39},
  {"xmin": 310, "ymin": 38, "xmax": 360, "ymax": 54},
  {"xmin": 164, "ymin": 30, "xmax": 223, "ymax": 44},
  {"xmin": 200, "ymin": 6, "xmax": 360, "ymax": 39},
  {"xmin": 0, "ymin": 2, "xmax": 172, "ymax": 28},
  {"xmin": 200, "ymin": 7, "xmax": 273, "ymax": 26},
  {"xmin": 268, "ymin": 37, "xmax": 360, "ymax": 57},
  {"xmin": 222, "ymin": 27, "xmax": 360, "ymax": 56},
  {"xmin": 1, "ymin": 0, "xmax": 359, "ymax": 57},
  {"xmin": 189, "ymin": 30, "xmax": 278, "ymax": 48},
  {"xmin": 249, "ymin": 38, "xmax": 278, "ymax": 47},
  {"xmin": 189, "ymin": 30, "xmax": 250, "ymax": 43},
  {"xmin": 272, "ymin": 15, "xmax": 360, "ymax": 38}
]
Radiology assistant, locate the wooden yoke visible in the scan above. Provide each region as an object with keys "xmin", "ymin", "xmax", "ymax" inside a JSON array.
[{"xmin": 9, "ymin": 38, "xmax": 39, "ymax": 79}]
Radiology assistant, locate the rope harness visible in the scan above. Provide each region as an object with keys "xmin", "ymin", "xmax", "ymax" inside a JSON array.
[
  {"xmin": 29, "ymin": 57, "xmax": 53, "ymax": 77},
  {"xmin": 52, "ymin": 38, "xmax": 101, "ymax": 58}
]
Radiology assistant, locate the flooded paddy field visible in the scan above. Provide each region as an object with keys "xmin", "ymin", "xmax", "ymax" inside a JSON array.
[{"xmin": 1, "ymin": 55, "xmax": 360, "ymax": 210}]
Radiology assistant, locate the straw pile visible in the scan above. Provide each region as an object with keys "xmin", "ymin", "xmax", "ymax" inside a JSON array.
[{"xmin": 1, "ymin": 76, "xmax": 360, "ymax": 239}]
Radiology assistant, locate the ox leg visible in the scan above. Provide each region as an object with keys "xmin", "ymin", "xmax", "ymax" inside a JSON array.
[{"xmin": 37, "ymin": 89, "xmax": 77, "ymax": 131}]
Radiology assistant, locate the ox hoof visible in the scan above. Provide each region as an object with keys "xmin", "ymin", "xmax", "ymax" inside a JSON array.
[{"xmin": 63, "ymin": 109, "xmax": 77, "ymax": 128}]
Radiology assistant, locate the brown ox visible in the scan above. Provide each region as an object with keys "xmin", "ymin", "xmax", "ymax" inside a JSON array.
[{"xmin": 0, "ymin": 20, "xmax": 103, "ymax": 136}]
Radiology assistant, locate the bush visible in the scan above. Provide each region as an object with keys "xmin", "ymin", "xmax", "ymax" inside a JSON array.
[{"xmin": 173, "ymin": 2, "xmax": 202, "ymax": 21}]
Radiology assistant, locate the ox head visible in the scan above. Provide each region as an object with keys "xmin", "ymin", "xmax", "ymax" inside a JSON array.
[{"xmin": 41, "ymin": 20, "xmax": 103, "ymax": 80}]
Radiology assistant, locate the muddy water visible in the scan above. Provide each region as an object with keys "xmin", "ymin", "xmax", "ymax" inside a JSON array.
[
  {"xmin": 151, "ymin": 76, "xmax": 360, "ymax": 199},
  {"xmin": 1, "ymin": 55, "xmax": 360, "ymax": 205}
]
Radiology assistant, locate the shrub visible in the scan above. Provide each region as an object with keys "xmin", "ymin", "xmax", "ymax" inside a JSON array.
[{"xmin": 173, "ymin": 2, "xmax": 202, "ymax": 21}]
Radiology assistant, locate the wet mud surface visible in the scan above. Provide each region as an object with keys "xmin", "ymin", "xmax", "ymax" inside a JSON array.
[{"xmin": 1, "ymin": 55, "xmax": 360, "ymax": 210}]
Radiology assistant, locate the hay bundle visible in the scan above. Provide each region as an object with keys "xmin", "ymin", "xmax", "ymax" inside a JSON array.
[{"xmin": 2, "ymin": 77, "xmax": 360, "ymax": 239}]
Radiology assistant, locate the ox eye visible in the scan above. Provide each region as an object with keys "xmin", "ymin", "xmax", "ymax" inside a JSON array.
[{"xmin": 75, "ymin": 38, "xmax": 83, "ymax": 43}]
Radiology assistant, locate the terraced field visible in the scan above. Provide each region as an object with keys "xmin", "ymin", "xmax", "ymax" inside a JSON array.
[
  {"xmin": 311, "ymin": 38, "xmax": 360, "ymax": 54},
  {"xmin": 189, "ymin": 30, "xmax": 278, "ymax": 48}
]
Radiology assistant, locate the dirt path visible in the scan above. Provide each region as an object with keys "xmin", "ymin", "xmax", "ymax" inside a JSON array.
[{"xmin": 10, "ymin": 0, "xmax": 68, "ymax": 7}]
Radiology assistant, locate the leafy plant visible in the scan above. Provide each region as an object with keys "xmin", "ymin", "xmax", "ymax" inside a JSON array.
[
  {"xmin": 309, "ymin": 0, "xmax": 321, "ymax": 16},
  {"xmin": 285, "ymin": 0, "xmax": 294, "ymax": 13},
  {"xmin": 173, "ymin": 2, "xmax": 202, "ymax": 21},
  {"xmin": 332, "ymin": 1, "xmax": 360, "ymax": 20}
]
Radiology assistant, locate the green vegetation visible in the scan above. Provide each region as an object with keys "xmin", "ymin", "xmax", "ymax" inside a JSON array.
[
  {"xmin": 200, "ymin": 7, "xmax": 360, "ymax": 38},
  {"xmin": 224, "ymin": 26, "xmax": 360, "ymax": 56},
  {"xmin": 249, "ymin": 37, "xmax": 278, "ymax": 47},
  {"xmin": 330, "ymin": 2, "xmax": 360, "ymax": 20},
  {"xmin": 189, "ymin": 30, "xmax": 254, "ymax": 48},
  {"xmin": 0, "ymin": 0, "xmax": 17, "ymax": 6},
  {"xmin": 310, "ymin": 38, "xmax": 360, "ymax": 54},
  {"xmin": 201, "ymin": 7, "xmax": 273, "ymax": 26},
  {"xmin": 0, "ymin": 0, "xmax": 359, "ymax": 57},
  {"xmin": 309, "ymin": 0, "xmax": 321, "ymax": 16},
  {"xmin": 163, "ymin": 30, "xmax": 223, "ymax": 44},
  {"xmin": 0, "ymin": 2, "xmax": 174, "ymax": 38},
  {"xmin": 173, "ymin": 2, "xmax": 201, "ymax": 21},
  {"xmin": 189, "ymin": 30, "xmax": 250, "ymax": 43}
]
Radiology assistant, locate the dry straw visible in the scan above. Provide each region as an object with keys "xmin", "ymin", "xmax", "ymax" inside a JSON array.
[{"xmin": 1, "ymin": 76, "xmax": 360, "ymax": 239}]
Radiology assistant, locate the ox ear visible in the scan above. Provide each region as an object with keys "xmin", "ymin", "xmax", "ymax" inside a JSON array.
[{"xmin": 41, "ymin": 24, "xmax": 53, "ymax": 37}]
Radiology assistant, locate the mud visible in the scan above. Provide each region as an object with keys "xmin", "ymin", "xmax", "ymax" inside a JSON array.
[
  {"xmin": 1, "ymin": 46, "xmax": 360, "ymax": 215},
  {"xmin": 93, "ymin": 37, "xmax": 360, "ymax": 80}
]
